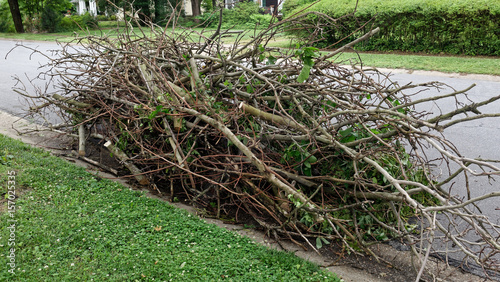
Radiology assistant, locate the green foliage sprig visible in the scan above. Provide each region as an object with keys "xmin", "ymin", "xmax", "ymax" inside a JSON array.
[{"xmin": 295, "ymin": 45, "xmax": 319, "ymax": 82}]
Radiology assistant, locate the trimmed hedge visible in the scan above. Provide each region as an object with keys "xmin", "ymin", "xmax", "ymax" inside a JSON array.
[{"xmin": 284, "ymin": 0, "xmax": 500, "ymax": 56}]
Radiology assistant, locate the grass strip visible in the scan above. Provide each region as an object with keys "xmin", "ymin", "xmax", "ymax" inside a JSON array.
[
  {"xmin": 333, "ymin": 52, "xmax": 500, "ymax": 76},
  {"xmin": 0, "ymin": 134, "xmax": 339, "ymax": 281}
]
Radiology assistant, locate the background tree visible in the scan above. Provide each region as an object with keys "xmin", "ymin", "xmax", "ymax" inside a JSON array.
[
  {"xmin": 97, "ymin": 0, "xmax": 123, "ymax": 16},
  {"xmin": 12, "ymin": 0, "xmax": 71, "ymax": 32},
  {"xmin": 191, "ymin": 0, "xmax": 200, "ymax": 16},
  {"xmin": 122, "ymin": 0, "xmax": 183, "ymax": 24},
  {"xmin": 7, "ymin": 0, "xmax": 24, "ymax": 32},
  {"xmin": 41, "ymin": 0, "xmax": 63, "ymax": 32}
]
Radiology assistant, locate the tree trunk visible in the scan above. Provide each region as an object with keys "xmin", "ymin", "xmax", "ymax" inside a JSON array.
[
  {"xmin": 191, "ymin": 0, "xmax": 201, "ymax": 17},
  {"xmin": 7, "ymin": 0, "xmax": 24, "ymax": 33}
]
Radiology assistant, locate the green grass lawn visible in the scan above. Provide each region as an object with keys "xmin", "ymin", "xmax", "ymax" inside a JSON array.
[
  {"xmin": 333, "ymin": 51, "xmax": 500, "ymax": 76},
  {"xmin": 0, "ymin": 134, "xmax": 339, "ymax": 281},
  {"xmin": 1, "ymin": 22, "xmax": 498, "ymax": 76}
]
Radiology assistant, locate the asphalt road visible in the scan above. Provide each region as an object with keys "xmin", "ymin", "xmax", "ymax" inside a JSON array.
[
  {"xmin": 1, "ymin": 38, "xmax": 499, "ymax": 276},
  {"xmin": 373, "ymin": 70, "xmax": 500, "ymax": 276},
  {"xmin": 0, "ymin": 39, "xmax": 58, "ymax": 121},
  {"xmin": 381, "ymin": 70, "xmax": 500, "ymax": 219}
]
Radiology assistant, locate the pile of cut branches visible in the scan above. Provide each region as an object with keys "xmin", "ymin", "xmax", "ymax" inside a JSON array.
[{"xmin": 14, "ymin": 9, "xmax": 500, "ymax": 278}]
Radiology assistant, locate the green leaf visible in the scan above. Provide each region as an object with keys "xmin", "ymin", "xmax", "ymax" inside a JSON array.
[
  {"xmin": 326, "ymin": 100, "xmax": 337, "ymax": 108},
  {"xmin": 223, "ymin": 80, "xmax": 233, "ymax": 90},
  {"xmin": 322, "ymin": 237, "xmax": 330, "ymax": 245},
  {"xmin": 316, "ymin": 237, "xmax": 323, "ymax": 249},
  {"xmin": 297, "ymin": 64, "xmax": 312, "ymax": 83},
  {"xmin": 303, "ymin": 167, "xmax": 312, "ymax": 176},
  {"xmin": 315, "ymin": 237, "xmax": 329, "ymax": 249},
  {"xmin": 148, "ymin": 105, "xmax": 164, "ymax": 120},
  {"xmin": 307, "ymin": 155, "xmax": 317, "ymax": 163},
  {"xmin": 339, "ymin": 127, "xmax": 353, "ymax": 137},
  {"xmin": 266, "ymin": 55, "xmax": 277, "ymax": 65},
  {"xmin": 303, "ymin": 57, "xmax": 314, "ymax": 67},
  {"xmin": 342, "ymin": 135, "xmax": 356, "ymax": 143},
  {"xmin": 302, "ymin": 46, "xmax": 319, "ymax": 57}
]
